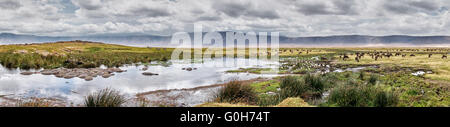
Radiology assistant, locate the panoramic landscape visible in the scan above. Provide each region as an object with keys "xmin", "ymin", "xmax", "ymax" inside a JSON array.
[
  {"xmin": 0, "ymin": 40, "xmax": 448, "ymax": 107},
  {"xmin": 0, "ymin": 0, "xmax": 449, "ymax": 108}
]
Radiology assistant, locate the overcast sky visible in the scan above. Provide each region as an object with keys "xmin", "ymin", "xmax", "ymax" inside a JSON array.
[{"xmin": 0, "ymin": 0, "xmax": 449, "ymax": 37}]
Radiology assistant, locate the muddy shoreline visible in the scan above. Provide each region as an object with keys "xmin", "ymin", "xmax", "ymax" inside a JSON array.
[{"xmin": 134, "ymin": 78, "xmax": 271, "ymax": 107}]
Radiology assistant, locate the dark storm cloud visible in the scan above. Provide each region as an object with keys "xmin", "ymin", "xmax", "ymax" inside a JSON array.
[
  {"xmin": 214, "ymin": 2, "xmax": 249, "ymax": 17},
  {"xmin": 128, "ymin": 7, "xmax": 171, "ymax": 17},
  {"xmin": 297, "ymin": 0, "xmax": 358, "ymax": 15},
  {"xmin": 0, "ymin": 0, "xmax": 22, "ymax": 10},
  {"xmin": 384, "ymin": 3, "xmax": 414, "ymax": 14},
  {"xmin": 247, "ymin": 10, "xmax": 280, "ymax": 19},
  {"xmin": 197, "ymin": 16, "xmax": 222, "ymax": 21},
  {"xmin": 332, "ymin": 0, "xmax": 358, "ymax": 15},
  {"xmin": 297, "ymin": 3, "xmax": 331, "ymax": 15},
  {"xmin": 408, "ymin": 1, "xmax": 439, "ymax": 11},
  {"xmin": 213, "ymin": 1, "xmax": 280, "ymax": 19},
  {"xmin": 384, "ymin": 1, "xmax": 440, "ymax": 14}
]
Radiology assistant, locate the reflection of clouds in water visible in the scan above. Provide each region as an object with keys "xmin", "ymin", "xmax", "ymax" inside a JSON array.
[{"xmin": 0, "ymin": 58, "xmax": 280, "ymax": 105}]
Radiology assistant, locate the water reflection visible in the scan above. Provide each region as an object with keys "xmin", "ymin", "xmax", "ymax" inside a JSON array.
[{"xmin": 0, "ymin": 58, "xmax": 280, "ymax": 105}]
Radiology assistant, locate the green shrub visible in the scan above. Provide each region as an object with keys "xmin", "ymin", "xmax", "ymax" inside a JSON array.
[
  {"xmin": 84, "ymin": 88, "xmax": 127, "ymax": 107},
  {"xmin": 359, "ymin": 71, "xmax": 365, "ymax": 80},
  {"xmin": 374, "ymin": 90, "xmax": 398, "ymax": 107},
  {"xmin": 368, "ymin": 74, "xmax": 378, "ymax": 85},
  {"xmin": 327, "ymin": 83, "xmax": 398, "ymax": 107},
  {"xmin": 304, "ymin": 74, "xmax": 325, "ymax": 92},
  {"xmin": 215, "ymin": 81, "xmax": 257, "ymax": 104},
  {"xmin": 279, "ymin": 76, "xmax": 308, "ymax": 98}
]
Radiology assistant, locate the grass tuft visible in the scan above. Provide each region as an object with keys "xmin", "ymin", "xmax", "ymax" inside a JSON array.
[
  {"xmin": 84, "ymin": 88, "xmax": 127, "ymax": 107},
  {"xmin": 214, "ymin": 81, "xmax": 257, "ymax": 104}
]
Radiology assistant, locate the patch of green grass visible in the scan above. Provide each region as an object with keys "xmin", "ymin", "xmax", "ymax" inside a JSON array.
[
  {"xmin": 326, "ymin": 82, "xmax": 398, "ymax": 107},
  {"xmin": 250, "ymin": 80, "xmax": 280, "ymax": 94},
  {"xmin": 87, "ymin": 47, "xmax": 103, "ymax": 52},
  {"xmin": 380, "ymin": 72, "xmax": 449, "ymax": 107}
]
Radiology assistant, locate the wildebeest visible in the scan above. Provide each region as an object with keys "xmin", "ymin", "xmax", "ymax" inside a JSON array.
[
  {"xmin": 355, "ymin": 57, "xmax": 359, "ymax": 62},
  {"xmin": 410, "ymin": 54, "xmax": 415, "ymax": 57},
  {"xmin": 343, "ymin": 55, "xmax": 350, "ymax": 60},
  {"xmin": 443, "ymin": 54, "xmax": 448, "ymax": 59},
  {"xmin": 429, "ymin": 54, "xmax": 433, "ymax": 58}
]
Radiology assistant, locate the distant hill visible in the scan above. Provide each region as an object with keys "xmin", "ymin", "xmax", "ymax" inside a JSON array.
[{"xmin": 1, "ymin": 33, "xmax": 449, "ymax": 47}]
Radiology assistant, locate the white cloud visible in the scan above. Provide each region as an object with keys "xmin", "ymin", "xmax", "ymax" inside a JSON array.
[{"xmin": 0, "ymin": 0, "xmax": 448, "ymax": 36}]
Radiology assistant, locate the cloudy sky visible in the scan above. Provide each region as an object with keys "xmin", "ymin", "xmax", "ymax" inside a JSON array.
[{"xmin": 0, "ymin": 0, "xmax": 449, "ymax": 37}]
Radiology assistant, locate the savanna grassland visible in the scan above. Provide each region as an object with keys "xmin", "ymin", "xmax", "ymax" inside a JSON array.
[
  {"xmin": 207, "ymin": 47, "xmax": 450, "ymax": 107},
  {"xmin": 0, "ymin": 41, "xmax": 173, "ymax": 69},
  {"xmin": 0, "ymin": 41, "xmax": 449, "ymax": 107}
]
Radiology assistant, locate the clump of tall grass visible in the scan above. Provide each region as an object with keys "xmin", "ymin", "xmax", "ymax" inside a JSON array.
[
  {"xmin": 368, "ymin": 74, "xmax": 378, "ymax": 85},
  {"xmin": 280, "ymin": 75, "xmax": 325, "ymax": 99},
  {"xmin": 304, "ymin": 74, "xmax": 325, "ymax": 92},
  {"xmin": 374, "ymin": 90, "xmax": 398, "ymax": 107},
  {"xmin": 279, "ymin": 76, "xmax": 308, "ymax": 98},
  {"xmin": 84, "ymin": 88, "xmax": 127, "ymax": 107},
  {"xmin": 257, "ymin": 94, "xmax": 284, "ymax": 107},
  {"xmin": 214, "ymin": 81, "xmax": 257, "ymax": 104},
  {"xmin": 327, "ymin": 82, "xmax": 398, "ymax": 107},
  {"xmin": 359, "ymin": 71, "xmax": 365, "ymax": 80},
  {"xmin": 135, "ymin": 97, "xmax": 150, "ymax": 107}
]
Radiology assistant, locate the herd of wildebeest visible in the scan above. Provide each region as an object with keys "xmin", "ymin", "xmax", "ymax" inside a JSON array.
[
  {"xmin": 339, "ymin": 49, "xmax": 448, "ymax": 62},
  {"xmin": 279, "ymin": 48, "xmax": 448, "ymax": 62}
]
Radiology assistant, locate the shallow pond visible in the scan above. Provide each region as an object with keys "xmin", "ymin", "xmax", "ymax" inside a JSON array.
[{"xmin": 0, "ymin": 58, "xmax": 280, "ymax": 106}]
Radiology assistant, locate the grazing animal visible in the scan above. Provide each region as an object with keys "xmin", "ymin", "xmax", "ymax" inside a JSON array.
[
  {"xmin": 410, "ymin": 54, "xmax": 415, "ymax": 57},
  {"xmin": 343, "ymin": 55, "xmax": 350, "ymax": 60},
  {"xmin": 443, "ymin": 54, "xmax": 448, "ymax": 59},
  {"xmin": 375, "ymin": 55, "xmax": 380, "ymax": 61},
  {"xmin": 402, "ymin": 54, "xmax": 406, "ymax": 57},
  {"xmin": 429, "ymin": 54, "xmax": 433, "ymax": 58},
  {"xmin": 355, "ymin": 57, "xmax": 359, "ymax": 62}
]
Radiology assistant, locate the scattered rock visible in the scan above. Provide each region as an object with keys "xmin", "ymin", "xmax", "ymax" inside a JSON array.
[
  {"xmin": 142, "ymin": 72, "xmax": 158, "ymax": 76},
  {"xmin": 20, "ymin": 71, "xmax": 36, "ymax": 75},
  {"xmin": 84, "ymin": 76, "xmax": 93, "ymax": 81},
  {"xmin": 102, "ymin": 73, "xmax": 112, "ymax": 78},
  {"xmin": 35, "ymin": 67, "xmax": 126, "ymax": 81},
  {"xmin": 182, "ymin": 67, "xmax": 197, "ymax": 71}
]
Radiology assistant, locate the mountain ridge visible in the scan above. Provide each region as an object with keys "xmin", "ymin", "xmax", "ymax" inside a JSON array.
[{"xmin": 1, "ymin": 33, "xmax": 449, "ymax": 47}]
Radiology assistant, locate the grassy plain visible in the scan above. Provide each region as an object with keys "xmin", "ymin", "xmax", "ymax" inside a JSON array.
[{"xmin": 0, "ymin": 42, "xmax": 448, "ymax": 107}]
